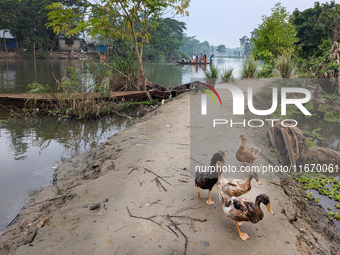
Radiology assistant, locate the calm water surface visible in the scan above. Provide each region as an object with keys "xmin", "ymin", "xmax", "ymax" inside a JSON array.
[
  {"xmin": 0, "ymin": 116, "xmax": 131, "ymax": 234},
  {"xmin": 0, "ymin": 57, "xmax": 243, "ymax": 93}
]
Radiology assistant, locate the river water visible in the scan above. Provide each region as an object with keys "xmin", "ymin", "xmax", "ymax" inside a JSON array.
[{"xmin": 0, "ymin": 57, "xmax": 339, "ymax": 233}]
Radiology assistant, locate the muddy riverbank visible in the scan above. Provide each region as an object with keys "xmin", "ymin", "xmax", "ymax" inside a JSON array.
[
  {"xmin": 0, "ymin": 51, "xmax": 96, "ymax": 60},
  {"xmin": 0, "ymin": 79, "xmax": 339, "ymax": 255}
]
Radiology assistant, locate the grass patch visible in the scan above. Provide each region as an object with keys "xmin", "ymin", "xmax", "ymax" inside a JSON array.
[{"xmin": 220, "ymin": 68, "xmax": 234, "ymax": 82}]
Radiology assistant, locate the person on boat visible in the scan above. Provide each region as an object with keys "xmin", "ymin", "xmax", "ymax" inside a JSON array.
[
  {"xmin": 198, "ymin": 56, "xmax": 202, "ymax": 63},
  {"xmin": 204, "ymin": 54, "xmax": 207, "ymax": 63},
  {"xmin": 210, "ymin": 54, "xmax": 214, "ymax": 62},
  {"xmin": 193, "ymin": 54, "xmax": 196, "ymax": 62},
  {"xmin": 182, "ymin": 57, "xmax": 186, "ymax": 62}
]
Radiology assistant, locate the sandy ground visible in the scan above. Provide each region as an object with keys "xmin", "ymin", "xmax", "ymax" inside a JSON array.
[{"xmin": 1, "ymin": 79, "xmax": 339, "ymax": 255}]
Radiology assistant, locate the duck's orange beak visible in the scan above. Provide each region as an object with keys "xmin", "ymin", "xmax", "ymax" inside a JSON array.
[{"xmin": 266, "ymin": 203, "xmax": 274, "ymax": 215}]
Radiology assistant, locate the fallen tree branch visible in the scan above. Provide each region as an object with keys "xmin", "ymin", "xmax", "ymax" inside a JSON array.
[
  {"xmin": 144, "ymin": 167, "xmax": 172, "ymax": 186},
  {"xmin": 164, "ymin": 215, "xmax": 207, "ymax": 222},
  {"xmin": 167, "ymin": 216, "xmax": 188, "ymax": 255},
  {"xmin": 167, "ymin": 226, "xmax": 179, "ymax": 237},
  {"xmin": 127, "ymin": 167, "xmax": 139, "ymax": 176},
  {"xmin": 126, "ymin": 207, "xmax": 160, "ymax": 226},
  {"xmin": 153, "ymin": 177, "xmax": 167, "ymax": 192},
  {"xmin": 112, "ymin": 110, "xmax": 133, "ymax": 120}
]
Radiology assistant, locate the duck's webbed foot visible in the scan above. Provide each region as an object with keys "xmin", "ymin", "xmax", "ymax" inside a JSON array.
[
  {"xmin": 234, "ymin": 221, "xmax": 249, "ymax": 241},
  {"xmin": 205, "ymin": 190, "xmax": 215, "ymax": 205}
]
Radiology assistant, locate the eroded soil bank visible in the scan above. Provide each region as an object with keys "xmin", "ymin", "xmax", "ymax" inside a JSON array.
[{"xmin": 0, "ymin": 79, "xmax": 339, "ymax": 255}]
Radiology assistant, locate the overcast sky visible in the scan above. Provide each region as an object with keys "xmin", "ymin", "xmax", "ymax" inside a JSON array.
[{"xmin": 176, "ymin": 0, "xmax": 332, "ymax": 48}]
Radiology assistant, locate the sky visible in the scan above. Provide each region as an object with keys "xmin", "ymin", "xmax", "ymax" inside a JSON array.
[{"xmin": 175, "ymin": 0, "xmax": 333, "ymax": 48}]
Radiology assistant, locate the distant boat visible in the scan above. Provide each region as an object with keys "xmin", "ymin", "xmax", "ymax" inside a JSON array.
[{"xmin": 174, "ymin": 61, "xmax": 211, "ymax": 65}]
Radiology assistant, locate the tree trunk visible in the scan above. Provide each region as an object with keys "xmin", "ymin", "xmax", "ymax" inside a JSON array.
[
  {"xmin": 3, "ymin": 31, "xmax": 8, "ymax": 53},
  {"xmin": 131, "ymin": 26, "xmax": 145, "ymax": 91},
  {"xmin": 14, "ymin": 33, "xmax": 19, "ymax": 53},
  {"xmin": 136, "ymin": 56, "xmax": 146, "ymax": 91},
  {"xmin": 50, "ymin": 34, "xmax": 57, "ymax": 53}
]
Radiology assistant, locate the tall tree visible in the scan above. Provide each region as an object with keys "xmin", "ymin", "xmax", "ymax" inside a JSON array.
[
  {"xmin": 252, "ymin": 3, "xmax": 298, "ymax": 64},
  {"xmin": 0, "ymin": 0, "xmax": 18, "ymax": 52},
  {"xmin": 145, "ymin": 18, "xmax": 186, "ymax": 59},
  {"xmin": 292, "ymin": 1, "xmax": 335, "ymax": 60},
  {"xmin": 321, "ymin": 2, "xmax": 340, "ymax": 42},
  {"xmin": 239, "ymin": 35, "xmax": 252, "ymax": 57},
  {"xmin": 180, "ymin": 34, "xmax": 200, "ymax": 56},
  {"xmin": 216, "ymin": 44, "xmax": 226, "ymax": 54},
  {"xmin": 47, "ymin": 0, "xmax": 190, "ymax": 91}
]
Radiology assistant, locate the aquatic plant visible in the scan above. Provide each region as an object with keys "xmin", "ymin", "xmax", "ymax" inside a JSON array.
[{"xmin": 300, "ymin": 128, "xmax": 327, "ymax": 148}]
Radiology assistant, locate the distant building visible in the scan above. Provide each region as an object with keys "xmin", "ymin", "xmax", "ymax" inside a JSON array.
[
  {"xmin": 56, "ymin": 36, "xmax": 109, "ymax": 53},
  {"xmin": 56, "ymin": 36, "xmax": 86, "ymax": 51},
  {"xmin": 0, "ymin": 29, "xmax": 20, "ymax": 50}
]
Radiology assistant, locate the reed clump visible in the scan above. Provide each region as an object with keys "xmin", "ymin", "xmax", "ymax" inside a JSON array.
[
  {"xmin": 275, "ymin": 53, "xmax": 294, "ymax": 78},
  {"xmin": 204, "ymin": 64, "xmax": 220, "ymax": 86},
  {"xmin": 220, "ymin": 68, "xmax": 234, "ymax": 82},
  {"xmin": 241, "ymin": 57, "xmax": 257, "ymax": 78},
  {"xmin": 88, "ymin": 54, "xmax": 139, "ymax": 93}
]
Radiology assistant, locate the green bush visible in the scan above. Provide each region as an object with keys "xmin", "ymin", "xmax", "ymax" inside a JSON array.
[
  {"xmin": 275, "ymin": 53, "xmax": 294, "ymax": 78},
  {"xmin": 241, "ymin": 57, "xmax": 257, "ymax": 78},
  {"xmin": 326, "ymin": 61, "xmax": 339, "ymax": 71},
  {"xmin": 205, "ymin": 64, "xmax": 220, "ymax": 86},
  {"xmin": 257, "ymin": 63, "xmax": 274, "ymax": 78},
  {"xmin": 220, "ymin": 68, "xmax": 234, "ymax": 82}
]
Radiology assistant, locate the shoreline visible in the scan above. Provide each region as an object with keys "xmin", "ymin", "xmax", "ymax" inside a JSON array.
[
  {"xmin": 0, "ymin": 80, "xmax": 339, "ymax": 255},
  {"xmin": 0, "ymin": 51, "xmax": 96, "ymax": 60}
]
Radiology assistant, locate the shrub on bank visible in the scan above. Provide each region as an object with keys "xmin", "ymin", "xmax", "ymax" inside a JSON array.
[
  {"xmin": 220, "ymin": 68, "xmax": 234, "ymax": 82},
  {"xmin": 241, "ymin": 57, "xmax": 257, "ymax": 78},
  {"xmin": 257, "ymin": 63, "xmax": 275, "ymax": 78},
  {"xmin": 275, "ymin": 53, "xmax": 294, "ymax": 78}
]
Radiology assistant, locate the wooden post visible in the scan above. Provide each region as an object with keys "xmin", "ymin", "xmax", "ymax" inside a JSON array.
[
  {"xmin": 33, "ymin": 42, "xmax": 36, "ymax": 59},
  {"xmin": 3, "ymin": 30, "xmax": 8, "ymax": 53},
  {"xmin": 14, "ymin": 34, "xmax": 19, "ymax": 53}
]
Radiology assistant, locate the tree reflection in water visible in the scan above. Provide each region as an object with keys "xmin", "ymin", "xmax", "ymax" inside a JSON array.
[{"xmin": 0, "ymin": 114, "xmax": 131, "ymax": 234}]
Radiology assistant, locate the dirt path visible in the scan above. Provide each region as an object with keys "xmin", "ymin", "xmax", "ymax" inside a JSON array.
[{"xmin": 1, "ymin": 79, "xmax": 339, "ymax": 255}]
